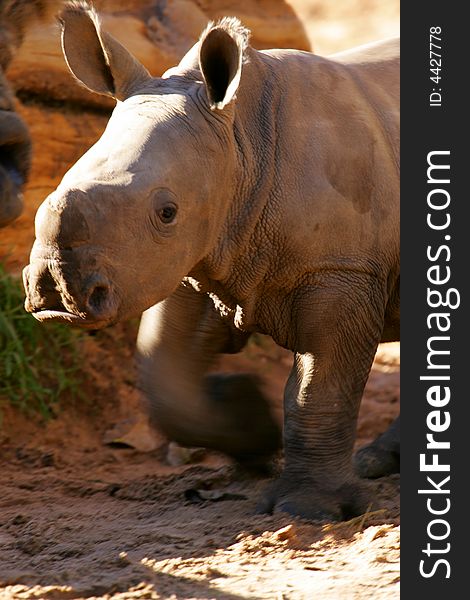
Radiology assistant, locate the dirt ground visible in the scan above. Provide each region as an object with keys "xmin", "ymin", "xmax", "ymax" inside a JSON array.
[
  {"xmin": 0, "ymin": 330, "xmax": 400, "ymax": 600},
  {"xmin": 1, "ymin": 1, "xmax": 400, "ymax": 598}
]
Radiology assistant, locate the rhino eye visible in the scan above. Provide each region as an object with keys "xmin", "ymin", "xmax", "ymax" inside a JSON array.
[{"xmin": 158, "ymin": 204, "xmax": 177, "ymax": 224}]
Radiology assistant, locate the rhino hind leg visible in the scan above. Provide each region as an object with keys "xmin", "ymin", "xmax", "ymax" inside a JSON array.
[
  {"xmin": 354, "ymin": 416, "xmax": 400, "ymax": 478},
  {"xmin": 205, "ymin": 373, "xmax": 281, "ymax": 470},
  {"xmin": 138, "ymin": 285, "xmax": 280, "ymax": 471}
]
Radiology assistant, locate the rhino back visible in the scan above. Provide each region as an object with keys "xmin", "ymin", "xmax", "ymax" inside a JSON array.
[{"xmin": 235, "ymin": 41, "xmax": 398, "ymax": 264}]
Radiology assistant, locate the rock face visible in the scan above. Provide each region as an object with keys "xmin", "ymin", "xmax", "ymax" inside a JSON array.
[
  {"xmin": 1, "ymin": 0, "xmax": 310, "ymax": 269},
  {"xmin": 8, "ymin": 0, "xmax": 310, "ymax": 107}
]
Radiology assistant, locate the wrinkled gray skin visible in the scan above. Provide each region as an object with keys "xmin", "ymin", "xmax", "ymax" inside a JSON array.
[
  {"xmin": 0, "ymin": 0, "xmax": 63, "ymax": 227},
  {"xmin": 24, "ymin": 3, "xmax": 400, "ymax": 520}
]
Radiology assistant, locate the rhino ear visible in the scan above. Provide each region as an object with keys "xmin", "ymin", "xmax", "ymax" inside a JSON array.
[
  {"xmin": 59, "ymin": 2, "xmax": 150, "ymax": 101},
  {"xmin": 199, "ymin": 18, "xmax": 249, "ymax": 110}
]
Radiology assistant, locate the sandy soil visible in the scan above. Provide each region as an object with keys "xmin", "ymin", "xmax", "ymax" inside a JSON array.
[{"xmin": 0, "ymin": 330, "xmax": 400, "ymax": 600}]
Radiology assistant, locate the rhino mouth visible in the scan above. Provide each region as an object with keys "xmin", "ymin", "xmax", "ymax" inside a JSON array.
[
  {"xmin": 0, "ymin": 109, "xmax": 31, "ymax": 227},
  {"xmin": 0, "ymin": 158, "xmax": 25, "ymax": 227},
  {"xmin": 0, "ymin": 157, "xmax": 24, "ymax": 186},
  {"xmin": 30, "ymin": 309, "xmax": 114, "ymax": 330}
]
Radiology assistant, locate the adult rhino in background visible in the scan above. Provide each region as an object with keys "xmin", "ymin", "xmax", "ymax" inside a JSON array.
[
  {"xmin": 23, "ymin": 2, "xmax": 400, "ymax": 520},
  {"xmin": 0, "ymin": 0, "xmax": 63, "ymax": 227}
]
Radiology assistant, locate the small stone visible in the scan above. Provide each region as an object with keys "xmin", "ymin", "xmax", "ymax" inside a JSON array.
[
  {"xmin": 166, "ymin": 442, "xmax": 205, "ymax": 466},
  {"xmin": 273, "ymin": 524, "xmax": 298, "ymax": 542}
]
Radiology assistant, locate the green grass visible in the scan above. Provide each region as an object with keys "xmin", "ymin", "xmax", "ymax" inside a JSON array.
[{"xmin": 0, "ymin": 262, "xmax": 83, "ymax": 421}]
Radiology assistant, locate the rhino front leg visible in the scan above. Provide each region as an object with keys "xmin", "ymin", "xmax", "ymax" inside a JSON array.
[
  {"xmin": 137, "ymin": 283, "xmax": 281, "ymax": 466},
  {"xmin": 258, "ymin": 274, "xmax": 386, "ymax": 520}
]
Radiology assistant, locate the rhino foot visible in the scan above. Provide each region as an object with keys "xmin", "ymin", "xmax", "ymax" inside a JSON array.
[
  {"xmin": 354, "ymin": 416, "xmax": 400, "ymax": 479},
  {"xmin": 256, "ymin": 474, "xmax": 371, "ymax": 522}
]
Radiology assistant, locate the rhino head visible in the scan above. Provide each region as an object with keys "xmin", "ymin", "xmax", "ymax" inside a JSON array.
[
  {"xmin": 0, "ymin": 50, "xmax": 31, "ymax": 227},
  {"xmin": 1, "ymin": 0, "xmax": 65, "ymax": 227},
  {"xmin": 24, "ymin": 3, "xmax": 247, "ymax": 328}
]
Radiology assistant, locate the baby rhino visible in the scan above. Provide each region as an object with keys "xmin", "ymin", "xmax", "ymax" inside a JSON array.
[{"xmin": 24, "ymin": 3, "xmax": 400, "ymax": 520}]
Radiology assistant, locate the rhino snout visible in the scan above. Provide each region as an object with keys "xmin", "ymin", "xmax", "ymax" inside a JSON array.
[
  {"xmin": 24, "ymin": 261, "xmax": 118, "ymax": 329},
  {"xmin": 35, "ymin": 189, "xmax": 91, "ymax": 248}
]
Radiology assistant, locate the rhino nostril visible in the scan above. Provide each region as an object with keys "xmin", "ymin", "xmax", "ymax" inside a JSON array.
[{"xmin": 87, "ymin": 284, "xmax": 109, "ymax": 313}]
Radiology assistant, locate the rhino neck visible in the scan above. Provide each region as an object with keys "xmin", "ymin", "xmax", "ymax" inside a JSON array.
[{"xmin": 201, "ymin": 49, "xmax": 285, "ymax": 324}]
